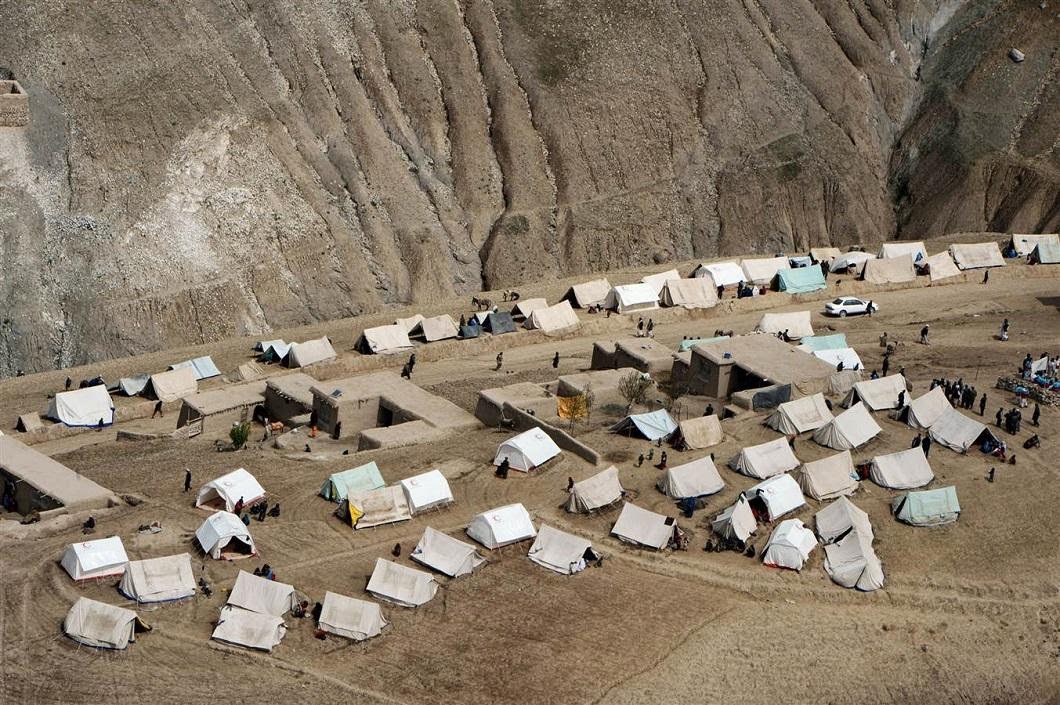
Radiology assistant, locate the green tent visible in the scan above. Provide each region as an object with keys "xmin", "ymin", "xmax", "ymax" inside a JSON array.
[
  {"xmin": 320, "ymin": 462, "xmax": 385, "ymax": 502},
  {"xmin": 798, "ymin": 333, "xmax": 848, "ymax": 351},
  {"xmin": 678, "ymin": 335, "xmax": 729, "ymax": 352},
  {"xmin": 891, "ymin": 486, "xmax": 960, "ymax": 526},
  {"xmin": 777, "ymin": 266, "xmax": 826, "ymax": 294}
]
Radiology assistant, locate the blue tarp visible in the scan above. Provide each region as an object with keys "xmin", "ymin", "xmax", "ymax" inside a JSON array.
[
  {"xmin": 610, "ymin": 409, "xmax": 678, "ymax": 441},
  {"xmin": 798, "ymin": 333, "xmax": 848, "ymax": 352},
  {"xmin": 678, "ymin": 335, "xmax": 729, "ymax": 352},
  {"xmin": 169, "ymin": 356, "xmax": 221, "ymax": 380},
  {"xmin": 777, "ymin": 266, "xmax": 826, "ymax": 293}
]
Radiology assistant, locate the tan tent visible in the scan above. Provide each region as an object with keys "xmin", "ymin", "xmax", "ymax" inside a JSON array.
[
  {"xmin": 227, "ymin": 571, "xmax": 297, "ymax": 617},
  {"xmin": 119, "ymin": 554, "xmax": 196, "ymax": 603},
  {"xmin": 809, "ymin": 247, "xmax": 842, "ymax": 264},
  {"xmin": 712, "ymin": 496, "xmax": 757, "ymax": 543},
  {"xmin": 64, "ymin": 598, "xmax": 148, "ymax": 650},
  {"xmin": 741, "ymin": 256, "xmax": 790, "ymax": 285},
  {"xmin": 562, "ymin": 278, "xmax": 611, "ymax": 308},
  {"xmin": 510, "ymin": 298, "xmax": 548, "ymax": 320},
  {"xmin": 355, "ymin": 324, "xmax": 414, "ymax": 355},
  {"xmin": 861, "ymin": 255, "xmax": 916, "ymax": 284},
  {"xmin": 148, "ymin": 367, "xmax": 198, "ymax": 403},
  {"xmin": 660, "ymin": 278, "xmax": 719, "ymax": 309},
  {"xmin": 641, "ymin": 269, "xmax": 682, "ymax": 295},
  {"xmin": 823, "ymin": 529, "xmax": 884, "ymax": 591},
  {"xmin": 927, "ymin": 408, "xmax": 998, "ymax": 452},
  {"xmin": 843, "ymin": 374, "xmax": 907, "ymax": 410},
  {"xmin": 830, "ymin": 251, "xmax": 875, "ymax": 274},
  {"xmin": 815, "ymin": 495, "xmax": 874, "ymax": 543},
  {"xmin": 366, "ymin": 558, "xmax": 438, "ymax": 607},
  {"xmin": 756, "ymin": 311, "xmax": 814, "ymax": 340},
  {"xmin": 611, "ymin": 502, "xmax": 675, "ymax": 550},
  {"xmin": 527, "ymin": 524, "xmax": 599, "ymax": 575},
  {"xmin": 525, "ymin": 300, "xmax": 580, "ymax": 334},
  {"xmin": 1010, "ymin": 233, "xmax": 1059, "ymax": 256},
  {"xmin": 765, "ymin": 393, "xmax": 833, "ymax": 435},
  {"xmin": 869, "ymin": 447, "xmax": 934, "ymax": 489},
  {"xmin": 605, "ymin": 283, "xmax": 660, "ymax": 313},
  {"xmin": 672, "ymin": 415, "xmax": 723, "ymax": 450},
  {"xmin": 410, "ymin": 315, "xmax": 459, "ymax": 342},
  {"xmin": 923, "ymin": 251, "xmax": 961, "ymax": 282},
  {"xmin": 657, "ymin": 456, "xmax": 725, "ymax": 499},
  {"xmin": 878, "ymin": 241, "xmax": 926, "ymax": 261},
  {"xmin": 693, "ymin": 261, "xmax": 745, "ymax": 287},
  {"xmin": 410, "ymin": 527, "xmax": 486, "ymax": 577},
  {"xmin": 284, "ymin": 337, "xmax": 336, "ymax": 368},
  {"xmin": 395, "ymin": 314, "xmax": 426, "ymax": 333},
  {"xmin": 905, "ymin": 386, "xmax": 952, "ymax": 430},
  {"xmin": 799, "ymin": 450, "xmax": 858, "ymax": 500},
  {"xmin": 211, "ymin": 606, "xmax": 285, "ymax": 651},
  {"xmin": 566, "ymin": 466, "xmax": 624, "ymax": 512},
  {"xmin": 729, "ymin": 437, "xmax": 800, "ymax": 479},
  {"xmin": 949, "ymin": 242, "xmax": 1004, "ymax": 270},
  {"xmin": 318, "ymin": 591, "xmax": 387, "ymax": 641},
  {"xmin": 813, "ymin": 402, "xmax": 881, "ymax": 450},
  {"xmin": 343, "ymin": 486, "xmax": 412, "ymax": 529}
]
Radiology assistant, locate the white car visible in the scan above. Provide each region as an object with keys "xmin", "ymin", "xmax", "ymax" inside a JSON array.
[{"xmin": 824, "ymin": 297, "xmax": 879, "ymax": 317}]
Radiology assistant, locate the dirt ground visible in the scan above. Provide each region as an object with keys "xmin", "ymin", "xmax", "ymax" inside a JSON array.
[{"xmin": 1, "ymin": 257, "xmax": 1059, "ymax": 704}]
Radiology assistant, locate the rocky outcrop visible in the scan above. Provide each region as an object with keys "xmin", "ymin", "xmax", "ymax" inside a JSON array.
[{"xmin": 0, "ymin": 0, "xmax": 1055, "ymax": 374}]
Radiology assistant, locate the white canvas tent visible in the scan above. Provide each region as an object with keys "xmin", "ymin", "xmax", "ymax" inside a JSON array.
[
  {"xmin": 283, "ymin": 337, "xmax": 336, "ymax": 368},
  {"xmin": 211, "ymin": 605, "xmax": 286, "ymax": 651},
  {"xmin": 756, "ymin": 311, "xmax": 814, "ymax": 340},
  {"xmin": 395, "ymin": 314, "xmax": 426, "ymax": 333},
  {"xmin": 528, "ymin": 524, "xmax": 598, "ymax": 575},
  {"xmin": 1011, "ymin": 233, "xmax": 1060, "ymax": 256},
  {"xmin": 812, "ymin": 347, "xmax": 863, "ymax": 371},
  {"xmin": 610, "ymin": 502, "xmax": 674, "ymax": 550},
  {"xmin": 196, "ymin": 468, "xmax": 266, "ymax": 512},
  {"xmin": 809, "ymin": 247, "xmax": 842, "ymax": 264},
  {"xmin": 119, "ymin": 554, "xmax": 196, "ymax": 603},
  {"xmin": 610, "ymin": 410, "xmax": 678, "ymax": 441},
  {"xmin": 892, "ymin": 486, "xmax": 961, "ymax": 526},
  {"xmin": 345, "ymin": 486, "xmax": 413, "ymax": 529},
  {"xmin": 366, "ymin": 558, "xmax": 438, "ymax": 607},
  {"xmin": 712, "ymin": 496, "xmax": 757, "ymax": 543},
  {"xmin": 61, "ymin": 536, "xmax": 129, "ymax": 581},
  {"xmin": 116, "ymin": 374, "xmax": 150, "ymax": 396},
  {"xmin": 812, "ymin": 402, "xmax": 881, "ymax": 450},
  {"xmin": 64, "ymin": 598, "xmax": 146, "ymax": 650},
  {"xmin": 147, "ymin": 367, "xmax": 198, "ymax": 403},
  {"xmin": 843, "ymin": 374, "xmax": 907, "ymax": 410},
  {"xmin": 830, "ymin": 251, "xmax": 875, "ymax": 274},
  {"xmin": 318, "ymin": 591, "xmax": 387, "ymax": 641},
  {"xmin": 466, "ymin": 503, "xmax": 537, "ymax": 549},
  {"xmin": 765, "ymin": 393, "xmax": 833, "ymax": 435},
  {"xmin": 928, "ymin": 408, "xmax": 998, "ymax": 452},
  {"xmin": 604, "ymin": 283, "xmax": 660, "ymax": 314},
  {"xmin": 47, "ymin": 386, "xmax": 115, "ymax": 427},
  {"xmin": 741, "ymin": 256, "xmax": 790, "ymax": 285},
  {"xmin": 169, "ymin": 356, "xmax": 221, "ymax": 380},
  {"xmin": 815, "ymin": 496, "xmax": 874, "ymax": 543},
  {"xmin": 861, "ymin": 254, "xmax": 916, "ymax": 284},
  {"xmin": 923, "ymin": 251, "xmax": 961, "ymax": 281},
  {"xmin": 1031, "ymin": 242, "xmax": 1060, "ymax": 264},
  {"xmin": 355, "ymin": 324, "xmax": 414, "ymax": 355},
  {"xmin": 878, "ymin": 241, "xmax": 926, "ymax": 261},
  {"xmin": 563, "ymin": 278, "xmax": 611, "ymax": 308},
  {"xmin": 869, "ymin": 447, "xmax": 934, "ymax": 489},
  {"xmin": 410, "ymin": 315, "xmax": 460, "ymax": 342},
  {"xmin": 905, "ymin": 386, "xmax": 952, "ymax": 430},
  {"xmin": 729, "ymin": 437, "xmax": 800, "ymax": 479},
  {"xmin": 799, "ymin": 451, "xmax": 858, "ymax": 500},
  {"xmin": 494, "ymin": 428, "xmax": 561, "ymax": 471},
  {"xmin": 657, "ymin": 456, "xmax": 725, "ymax": 499},
  {"xmin": 510, "ymin": 298, "xmax": 548, "ymax": 320},
  {"xmin": 823, "ymin": 530, "xmax": 884, "ymax": 591},
  {"xmin": 196, "ymin": 511, "xmax": 256, "ymax": 559},
  {"xmin": 228, "ymin": 571, "xmax": 297, "ymax": 617},
  {"xmin": 410, "ymin": 527, "xmax": 486, "ymax": 577},
  {"xmin": 762, "ymin": 519, "xmax": 817, "ymax": 571},
  {"xmin": 660, "ymin": 278, "xmax": 719, "ymax": 309},
  {"xmin": 641, "ymin": 269, "xmax": 681, "ymax": 295},
  {"xmin": 744, "ymin": 473, "xmax": 806, "ymax": 521},
  {"xmin": 949, "ymin": 242, "xmax": 1004, "ymax": 270},
  {"xmin": 673, "ymin": 415, "xmax": 723, "ymax": 450},
  {"xmin": 693, "ymin": 261, "xmax": 745, "ymax": 287},
  {"xmin": 400, "ymin": 469, "xmax": 454, "ymax": 514},
  {"xmin": 525, "ymin": 300, "xmax": 580, "ymax": 334},
  {"xmin": 566, "ymin": 466, "xmax": 624, "ymax": 512}
]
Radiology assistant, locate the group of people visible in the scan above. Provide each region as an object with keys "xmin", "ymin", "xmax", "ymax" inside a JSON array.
[
  {"xmin": 931, "ymin": 377, "xmax": 985, "ymax": 414},
  {"xmin": 636, "ymin": 317, "xmax": 656, "ymax": 338}
]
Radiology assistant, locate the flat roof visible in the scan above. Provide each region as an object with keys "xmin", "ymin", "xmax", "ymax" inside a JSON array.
[
  {"xmin": 479, "ymin": 383, "xmax": 552, "ymax": 405},
  {"xmin": 693, "ymin": 334, "xmax": 836, "ymax": 386},
  {"xmin": 613, "ymin": 338, "xmax": 675, "ymax": 363},
  {"xmin": 265, "ymin": 372, "xmax": 318, "ymax": 405},
  {"xmin": 183, "ymin": 381, "xmax": 267, "ymax": 415},
  {"xmin": 312, "ymin": 372, "xmax": 477, "ymax": 430},
  {"xmin": 0, "ymin": 436, "xmax": 115, "ymax": 510}
]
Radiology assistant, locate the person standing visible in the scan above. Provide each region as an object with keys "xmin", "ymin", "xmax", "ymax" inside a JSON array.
[
  {"xmin": 979, "ymin": 393, "xmax": 987, "ymax": 416},
  {"xmin": 882, "ymin": 355, "xmax": 890, "ymax": 377},
  {"xmin": 983, "ymin": 270, "xmax": 990, "ymax": 284},
  {"xmin": 1032, "ymin": 403, "xmax": 1040, "ymax": 427},
  {"xmin": 920, "ymin": 325, "xmax": 930, "ymax": 344},
  {"xmin": 911, "ymin": 434, "xmax": 922, "ymax": 448},
  {"xmin": 152, "ymin": 400, "xmax": 164, "ymax": 418},
  {"xmin": 183, "ymin": 469, "xmax": 192, "ymax": 493},
  {"xmin": 921, "ymin": 435, "xmax": 932, "ymax": 458},
  {"xmin": 637, "ymin": 318, "xmax": 645, "ymax": 335},
  {"xmin": 552, "ymin": 352, "xmax": 560, "ymax": 369},
  {"xmin": 495, "ymin": 352, "xmax": 504, "ymax": 371}
]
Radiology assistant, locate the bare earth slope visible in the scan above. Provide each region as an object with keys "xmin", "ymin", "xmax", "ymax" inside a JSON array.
[{"xmin": 0, "ymin": 0, "xmax": 1057, "ymax": 374}]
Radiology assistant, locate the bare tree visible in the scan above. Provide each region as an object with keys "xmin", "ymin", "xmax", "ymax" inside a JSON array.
[{"xmin": 618, "ymin": 371, "xmax": 653, "ymax": 412}]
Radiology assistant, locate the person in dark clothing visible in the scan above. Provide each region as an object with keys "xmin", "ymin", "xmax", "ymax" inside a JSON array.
[
  {"xmin": 979, "ymin": 393, "xmax": 987, "ymax": 416},
  {"xmin": 401, "ymin": 362, "xmax": 411, "ymax": 379},
  {"xmin": 897, "ymin": 390, "xmax": 905, "ymax": 408},
  {"xmin": 391, "ymin": 543, "xmax": 402, "ymax": 558},
  {"xmin": 996, "ymin": 408, "xmax": 1004, "ymax": 427},
  {"xmin": 881, "ymin": 356, "xmax": 890, "ymax": 377},
  {"xmin": 65, "ymin": 377, "xmax": 73, "ymax": 390},
  {"xmin": 911, "ymin": 434, "xmax": 922, "ymax": 448},
  {"xmin": 567, "ymin": 476, "xmax": 575, "ymax": 491},
  {"xmin": 1023, "ymin": 434, "xmax": 1040, "ymax": 449},
  {"xmin": 552, "ymin": 352, "xmax": 560, "ymax": 369},
  {"xmin": 987, "ymin": 467, "xmax": 995, "ymax": 482},
  {"xmin": 312, "ymin": 602, "xmax": 323, "ymax": 622},
  {"xmin": 234, "ymin": 497, "xmax": 245, "ymax": 515},
  {"xmin": 704, "ymin": 403, "xmax": 714, "ymax": 417},
  {"xmin": 982, "ymin": 270, "xmax": 989, "ymax": 284},
  {"xmin": 495, "ymin": 352, "xmax": 504, "ymax": 371},
  {"xmin": 495, "ymin": 457, "xmax": 510, "ymax": 479},
  {"xmin": 96, "ymin": 418, "xmax": 105, "ymax": 432},
  {"xmin": 459, "ymin": 314, "xmax": 466, "ymax": 327},
  {"xmin": 268, "ymin": 503, "xmax": 280, "ymax": 517},
  {"xmin": 659, "ymin": 451, "xmax": 668, "ymax": 468},
  {"xmin": 183, "ymin": 469, "xmax": 192, "ymax": 493},
  {"xmin": 152, "ymin": 400, "xmax": 164, "ymax": 418},
  {"xmin": 1032, "ymin": 403, "xmax": 1041, "ymax": 427},
  {"xmin": 921, "ymin": 436, "xmax": 932, "ymax": 457},
  {"xmin": 637, "ymin": 453, "xmax": 644, "ymax": 467},
  {"xmin": 637, "ymin": 318, "xmax": 644, "ymax": 333},
  {"xmin": 408, "ymin": 353, "xmax": 417, "ymax": 372}
]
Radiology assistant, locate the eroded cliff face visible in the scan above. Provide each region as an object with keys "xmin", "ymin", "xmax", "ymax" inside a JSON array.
[{"xmin": 0, "ymin": 0, "xmax": 1055, "ymax": 374}]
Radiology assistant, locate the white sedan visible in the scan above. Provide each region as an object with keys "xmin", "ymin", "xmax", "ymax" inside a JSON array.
[{"xmin": 824, "ymin": 297, "xmax": 879, "ymax": 317}]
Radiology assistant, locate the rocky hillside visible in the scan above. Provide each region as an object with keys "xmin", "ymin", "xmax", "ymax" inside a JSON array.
[{"xmin": 0, "ymin": 0, "xmax": 1056, "ymax": 374}]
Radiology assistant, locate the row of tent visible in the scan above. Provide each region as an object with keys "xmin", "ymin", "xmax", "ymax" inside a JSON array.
[{"xmin": 254, "ymin": 337, "xmax": 337, "ymax": 368}]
